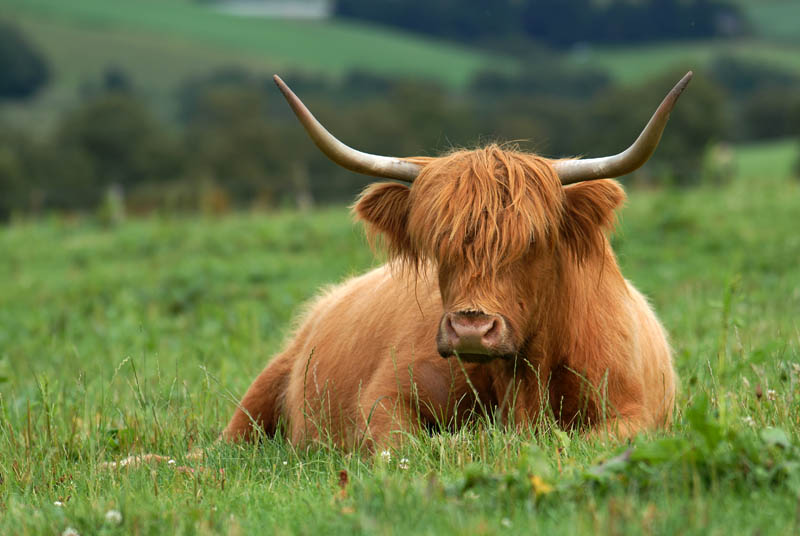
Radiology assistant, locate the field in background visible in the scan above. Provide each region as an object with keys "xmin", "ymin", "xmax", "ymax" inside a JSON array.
[
  {"xmin": 0, "ymin": 0, "xmax": 501, "ymax": 131},
  {"xmin": 732, "ymin": 0, "xmax": 800, "ymax": 42},
  {"xmin": 570, "ymin": 0, "xmax": 800, "ymax": 81},
  {"xmin": 569, "ymin": 38, "xmax": 800, "ymax": 84},
  {"xmin": 1, "ymin": 0, "xmax": 502, "ymax": 86},
  {"xmin": 1, "ymin": 139, "xmax": 798, "ymax": 533},
  {"xmin": 3, "ymin": 0, "xmax": 800, "ymax": 131}
]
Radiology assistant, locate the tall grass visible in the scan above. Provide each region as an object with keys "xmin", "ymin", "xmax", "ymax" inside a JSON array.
[{"xmin": 0, "ymin": 140, "xmax": 799, "ymax": 534}]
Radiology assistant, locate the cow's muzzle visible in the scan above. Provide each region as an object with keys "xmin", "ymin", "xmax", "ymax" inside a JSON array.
[{"xmin": 436, "ymin": 311, "xmax": 516, "ymax": 362}]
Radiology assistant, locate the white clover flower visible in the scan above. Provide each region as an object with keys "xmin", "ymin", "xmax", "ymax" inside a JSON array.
[
  {"xmin": 167, "ymin": 459, "xmax": 176, "ymax": 466},
  {"xmin": 380, "ymin": 450, "xmax": 391, "ymax": 463},
  {"xmin": 766, "ymin": 389, "xmax": 777, "ymax": 401},
  {"xmin": 53, "ymin": 501, "xmax": 64, "ymax": 507},
  {"xmin": 62, "ymin": 528, "xmax": 79, "ymax": 536},
  {"xmin": 104, "ymin": 509, "xmax": 123, "ymax": 525},
  {"xmin": 282, "ymin": 461, "xmax": 288, "ymax": 466},
  {"xmin": 398, "ymin": 458, "xmax": 410, "ymax": 470},
  {"xmin": 742, "ymin": 416, "xmax": 755, "ymax": 427},
  {"xmin": 501, "ymin": 518, "xmax": 512, "ymax": 528}
]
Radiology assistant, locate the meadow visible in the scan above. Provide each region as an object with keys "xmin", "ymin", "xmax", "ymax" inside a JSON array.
[
  {"xmin": 0, "ymin": 0, "xmax": 503, "ymax": 131},
  {"xmin": 0, "ymin": 139, "xmax": 799, "ymax": 534},
  {"xmin": 3, "ymin": 0, "xmax": 800, "ymax": 132}
]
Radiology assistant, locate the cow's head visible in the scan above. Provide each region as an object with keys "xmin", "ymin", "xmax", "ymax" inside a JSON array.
[
  {"xmin": 273, "ymin": 72, "xmax": 692, "ymax": 362},
  {"xmin": 352, "ymin": 148, "xmax": 626, "ymax": 361}
]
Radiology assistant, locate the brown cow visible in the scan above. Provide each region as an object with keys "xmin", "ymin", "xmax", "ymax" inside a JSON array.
[{"xmin": 219, "ymin": 73, "xmax": 692, "ymax": 450}]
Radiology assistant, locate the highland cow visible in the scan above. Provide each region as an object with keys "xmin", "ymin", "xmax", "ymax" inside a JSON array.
[{"xmin": 219, "ymin": 73, "xmax": 692, "ymax": 450}]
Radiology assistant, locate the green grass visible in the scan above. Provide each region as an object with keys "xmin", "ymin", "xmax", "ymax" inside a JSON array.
[
  {"xmin": 568, "ymin": 39, "xmax": 800, "ymax": 84},
  {"xmin": 0, "ymin": 0, "xmax": 501, "ymax": 87},
  {"xmin": 578, "ymin": 0, "xmax": 800, "ymax": 82},
  {"xmin": 732, "ymin": 0, "xmax": 800, "ymax": 42},
  {"xmin": 3, "ymin": 0, "xmax": 800, "ymax": 135},
  {"xmin": 1, "ymin": 139, "xmax": 799, "ymax": 533},
  {"xmin": 0, "ymin": 0, "xmax": 508, "ymax": 132},
  {"xmin": 3, "ymin": 0, "xmax": 800, "ymax": 129}
]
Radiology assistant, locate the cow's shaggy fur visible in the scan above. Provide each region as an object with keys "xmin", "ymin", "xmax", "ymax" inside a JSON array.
[{"xmin": 222, "ymin": 145, "xmax": 675, "ymax": 448}]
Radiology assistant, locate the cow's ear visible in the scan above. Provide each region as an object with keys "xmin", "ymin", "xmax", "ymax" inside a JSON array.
[
  {"xmin": 560, "ymin": 179, "xmax": 626, "ymax": 261},
  {"xmin": 353, "ymin": 182, "xmax": 413, "ymax": 257}
]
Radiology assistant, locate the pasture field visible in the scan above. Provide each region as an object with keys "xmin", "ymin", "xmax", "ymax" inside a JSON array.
[
  {"xmin": 0, "ymin": 0, "xmax": 504, "ymax": 132},
  {"xmin": 568, "ymin": 38, "xmax": 800, "ymax": 84},
  {"xmin": 0, "ymin": 0, "xmax": 502, "ymax": 131},
  {"xmin": 731, "ymin": 0, "xmax": 800, "ymax": 43},
  {"xmin": 1, "ymin": 139, "xmax": 800, "ymax": 534},
  {"xmin": 4, "ymin": 0, "xmax": 800, "ymax": 133},
  {"xmin": 0, "ymin": 0, "xmax": 502, "ymax": 87}
]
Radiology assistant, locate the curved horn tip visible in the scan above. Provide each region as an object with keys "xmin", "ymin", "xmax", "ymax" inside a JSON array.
[
  {"xmin": 672, "ymin": 71, "xmax": 694, "ymax": 96},
  {"xmin": 273, "ymin": 75, "xmax": 290, "ymax": 95}
]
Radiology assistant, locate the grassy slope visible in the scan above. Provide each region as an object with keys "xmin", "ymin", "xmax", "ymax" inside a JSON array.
[
  {"xmin": 0, "ymin": 140, "xmax": 798, "ymax": 534},
  {"xmin": 0, "ymin": 0, "xmax": 505, "ymax": 132},
  {"xmin": 569, "ymin": 39, "xmax": 800, "ymax": 84},
  {"xmin": 3, "ymin": 0, "xmax": 800, "ymax": 131},
  {"xmin": 0, "ymin": 0, "xmax": 500, "ymax": 88},
  {"xmin": 576, "ymin": 0, "xmax": 800, "ymax": 82},
  {"xmin": 732, "ymin": 0, "xmax": 800, "ymax": 42}
]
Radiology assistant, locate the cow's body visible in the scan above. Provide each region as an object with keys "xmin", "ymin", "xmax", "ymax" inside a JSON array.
[
  {"xmin": 217, "ymin": 72, "xmax": 696, "ymax": 450},
  {"xmin": 104, "ymin": 75, "xmax": 689, "ymax": 470},
  {"xmin": 223, "ymin": 168, "xmax": 675, "ymax": 448}
]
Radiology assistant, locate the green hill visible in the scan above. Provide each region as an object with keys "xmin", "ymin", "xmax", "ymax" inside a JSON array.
[
  {"xmin": 0, "ymin": 0, "xmax": 507, "ymax": 130},
  {"xmin": 1, "ymin": 0, "xmax": 502, "ymax": 87},
  {"xmin": 732, "ymin": 0, "xmax": 800, "ymax": 42},
  {"xmin": 2, "ymin": 0, "xmax": 800, "ymax": 132},
  {"xmin": 568, "ymin": 39, "xmax": 800, "ymax": 84}
]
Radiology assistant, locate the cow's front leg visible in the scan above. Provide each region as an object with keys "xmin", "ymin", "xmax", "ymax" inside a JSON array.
[
  {"xmin": 588, "ymin": 404, "xmax": 650, "ymax": 441},
  {"xmin": 495, "ymin": 360, "xmax": 550, "ymax": 431},
  {"xmin": 357, "ymin": 390, "xmax": 423, "ymax": 451},
  {"xmin": 222, "ymin": 351, "xmax": 294, "ymax": 442}
]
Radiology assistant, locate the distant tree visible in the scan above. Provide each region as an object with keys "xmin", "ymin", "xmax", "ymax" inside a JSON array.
[
  {"xmin": 740, "ymin": 88, "xmax": 800, "ymax": 141},
  {"xmin": 519, "ymin": 0, "xmax": 592, "ymax": 47},
  {"xmin": 177, "ymin": 67, "xmax": 268, "ymax": 123},
  {"xmin": 48, "ymin": 93, "xmax": 183, "ymax": 209},
  {"xmin": 335, "ymin": 0, "xmax": 521, "ymax": 46},
  {"xmin": 102, "ymin": 66, "xmax": 133, "ymax": 94},
  {"xmin": 579, "ymin": 71, "xmax": 727, "ymax": 184},
  {"xmin": 0, "ymin": 20, "xmax": 50, "ymax": 100},
  {"xmin": 709, "ymin": 55, "xmax": 800, "ymax": 98},
  {"xmin": 470, "ymin": 56, "xmax": 611, "ymax": 99},
  {"xmin": 184, "ymin": 84, "xmax": 285, "ymax": 205},
  {"xmin": 334, "ymin": 0, "xmax": 742, "ymax": 48},
  {"xmin": 0, "ymin": 129, "xmax": 38, "ymax": 221}
]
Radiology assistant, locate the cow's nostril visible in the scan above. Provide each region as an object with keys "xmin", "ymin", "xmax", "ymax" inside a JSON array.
[
  {"xmin": 448, "ymin": 313, "xmax": 504, "ymax": 341},
  {"xmin": 438, "ymin": 312, "xmax": 512, "ymax": 358},
  {"xmin": 482, "ymin": 318, "xmax": 499, "ymax": 340},
  {"xmin": 445, "ymin": 315, "xmax": 459, "ymax": 342}
]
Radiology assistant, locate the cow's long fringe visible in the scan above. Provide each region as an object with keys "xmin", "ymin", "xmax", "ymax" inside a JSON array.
[{"xmin": 405, "ymin": 145, "xmax": 564, "ymax": 280}]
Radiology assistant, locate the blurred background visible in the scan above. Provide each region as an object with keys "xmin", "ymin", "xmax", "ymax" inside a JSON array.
[{"xmin": 0, "ymin": 0, "xmax": 798, "ymax": 220}]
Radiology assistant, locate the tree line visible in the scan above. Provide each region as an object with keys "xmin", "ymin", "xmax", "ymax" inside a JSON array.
[
  {"xmin": 334, "ymin": 0, "xmax": 744, "ymax": 48},
  {"xmin": 2, "ymin": 21, "xmax": 800, "ymax": 221}
]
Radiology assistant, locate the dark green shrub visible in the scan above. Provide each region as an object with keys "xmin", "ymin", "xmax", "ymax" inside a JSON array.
[{"xmin": 0, "ymin": 20, "xmax": 50, "ymax": 100}]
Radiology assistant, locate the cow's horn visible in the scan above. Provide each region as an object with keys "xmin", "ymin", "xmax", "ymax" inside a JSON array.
[
  {"xmin": 553, "ymin": 71, "xmax": 693, "ymax": 185},
  {"xmin": 273, "ymin": 75, "xmax": 422, "ymax": 183}
]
